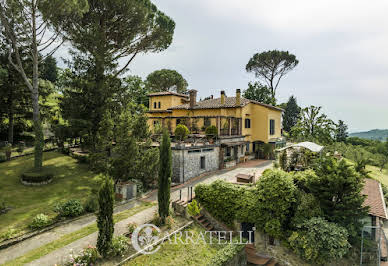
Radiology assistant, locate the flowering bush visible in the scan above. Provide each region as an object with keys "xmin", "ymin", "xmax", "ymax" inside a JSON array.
[
  {"xmin": 67, "ymin": 246, "xmax": 100, "ymax": 266},
  {"xmin": 108, "ymin": 236, "xmax": 129, "ymax": 257},
  {"xmin": 29, "ymin": 213, "xmax": 52, "ymax": 229}
]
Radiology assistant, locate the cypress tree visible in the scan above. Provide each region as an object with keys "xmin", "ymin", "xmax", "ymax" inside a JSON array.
[
  {"xmin": 97, "ymin": 176, "xmax": 115, "ymax": 257},
  {"xmin": 283, "ymin": 96, "xmax": 301, "ymax": 132},
  {"xmin": 158, "ymin": 130, "xmax": 172, "ymax": 224}
]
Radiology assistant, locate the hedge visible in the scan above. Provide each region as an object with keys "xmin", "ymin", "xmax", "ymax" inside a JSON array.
[
  {"xmin": 207, "ymin": 243, "xmax": 245, "ymax": 266},
  {"xmin": 195, "ymin": 180, "xmax": 256, "ymax": 226},
  {"xmin": 21, "ymin": 169, "xmax": 54, "ymax": 183}
]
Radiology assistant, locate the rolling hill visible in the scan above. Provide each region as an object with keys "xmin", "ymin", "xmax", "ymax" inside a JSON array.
[{"xmin": 349, "ymin": 129, "xmax": 388, "ymax": 141}]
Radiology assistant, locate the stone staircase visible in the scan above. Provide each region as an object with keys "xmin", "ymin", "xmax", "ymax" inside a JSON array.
[
  {"xmin": 194, "ymin": 214, "xmax": 220, "ymax": 237},
  {"xmin": 245, "ymin": 244, "xmax": 279, "ymax": 266}
]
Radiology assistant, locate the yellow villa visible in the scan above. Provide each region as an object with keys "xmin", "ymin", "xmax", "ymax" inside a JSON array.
[{"xmin": 146, "ymin": 89, "xmax": 284, "ymax": 183}]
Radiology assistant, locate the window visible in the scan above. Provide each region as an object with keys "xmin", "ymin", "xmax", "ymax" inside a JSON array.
[
  {"xmin": 246, "ymin": 143, "xmax": 250, "ymax": 152},
  {"xmin": 176, "ymin": 119, "xmax": 181, "ymax": 126},
  {"xmin": 226, "ymin": 147, "xmax": 231, "ymax": 157},
  {"xmin": 200, "ymin": 156, "xmax": 206, "ymax": 169},
  {"xmin": 153, "ymin": 102, "xmax": 157, "ymax": 109},
  {"xmin": 245, "ymin": 118, "xmax": 251, "ymax": 129},
  {"xmin": 204, "ymin": 117, "xmax": 211, "ymax": 127},
  {"xmin": 270, "ymin": 119, "xmax": 275, "ymax": 135},
  {"xmin": 153, "ymin": 120, "xmax": 159, "ymax": 126},
  {"xmin": 158, "ymin": 102, "xmax": 161, "ymax": 109}
]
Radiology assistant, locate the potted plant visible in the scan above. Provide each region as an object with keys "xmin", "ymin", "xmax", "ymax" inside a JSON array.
[{"xmin": 205, "ymin": 125, "xmax": 218, "ymax": 143}]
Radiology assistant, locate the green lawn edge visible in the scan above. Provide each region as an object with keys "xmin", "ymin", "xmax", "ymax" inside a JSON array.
[{"xmin": 5, "ymin": 201, "xmax": 155, "ymax": 266}]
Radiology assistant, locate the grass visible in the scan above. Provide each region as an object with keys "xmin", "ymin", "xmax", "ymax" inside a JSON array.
[
  {"xmin": 5, "ymin": 201, "xmax": 155, "ymax": 266},
  {"xmin": 367, "ymin": 165, "xmax": 388, "ymax": 186},
  {"xmin": 124, "ymin": 225, "xmax": 224, "ymax": 266},
  {"xmin": 0, "ymin": 151, "xmax": 102, "ymax": 240}
]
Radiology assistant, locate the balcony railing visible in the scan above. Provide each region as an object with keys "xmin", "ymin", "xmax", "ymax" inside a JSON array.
[{"xmin": 220, "ymin": 128, "xmax": 240, "ymax": 136}]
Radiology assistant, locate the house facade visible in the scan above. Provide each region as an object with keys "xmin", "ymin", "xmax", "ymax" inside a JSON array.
[{"xmin": 147, "ymin": 89, "xmax": 284, "ymax": 182}]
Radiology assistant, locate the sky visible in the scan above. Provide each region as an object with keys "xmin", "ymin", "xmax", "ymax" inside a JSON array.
[{"xmin": 56, "ymin": 0, "xmax": 388, "ymax": 132}]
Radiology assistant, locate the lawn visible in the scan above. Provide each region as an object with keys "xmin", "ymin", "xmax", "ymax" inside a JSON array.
[
  {"xmin": 0, "ymin": 151, "xmax": 102, "ymax": 240},
  {"xmin": 124, "ymin": 225, "xmax": 224, "ymax": 266},
  {"xmin": 367, "ymin": 165, "xmax": 388, "ymax": 186}
]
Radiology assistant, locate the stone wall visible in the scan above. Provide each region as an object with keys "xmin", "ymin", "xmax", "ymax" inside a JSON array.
[{"xmin": 172, "ymin": 145, "xmax": 220, "ymax": 183}]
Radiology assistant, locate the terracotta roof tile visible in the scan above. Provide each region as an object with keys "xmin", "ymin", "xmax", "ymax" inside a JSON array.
[
  {"xmin": 169, "ymin": 96, "xmax": 283, "ymax": 112},
  {"xmin": 147, "ymin": 91, "xmax": 189, "ymax": 98},
  {"xmin": 362, "ymin": 178, "xmax": 388, "ymax": 219}
]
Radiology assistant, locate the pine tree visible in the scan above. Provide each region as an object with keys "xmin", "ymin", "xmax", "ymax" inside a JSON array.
[
  {"xmin": 97, "ymin": 176, "xmax": 115, "ymax": 257},
  {"xmin": 158, "ymin": 130, "xmax": 172, "ymax": 224},
  {"xmin": 283, "ymin": 96, "xmax": 300, "ymax": 132},
  {"xmin": 335, "ymin": 120, "xmax": 348, "ymax": 142}
]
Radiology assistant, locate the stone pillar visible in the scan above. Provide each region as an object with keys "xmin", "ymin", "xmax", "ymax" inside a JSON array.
[
  {"xmin": 228, "ymin": 117, "xmax": 232, "ymax": 136},
  {"xmin": 216, "ymin": 116, "xmax": 221, "ymax": 136}
]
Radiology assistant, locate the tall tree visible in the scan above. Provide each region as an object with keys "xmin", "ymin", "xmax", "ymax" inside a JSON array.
[
  {"xmin": 121, "ymin": 75, "xmax": 149, "ymax": 108},
  {"xmin": 335, "ymin": 120, "xmax": 348, "ymax": 142},
  {"xmin": 291, "ymin": 106, "xmax": 336, "ymax": 144},
  {"xmin": 243, "ymin": 82, "xmax": 274, "ymax": 105},
  {"xmin": 97, "ymin": 176, "xmax": 114, "ymax": 258},
  {"xmin": 307, "ymin": 157, "xmax": 368, "ymax": 243},
  {"xmin": 41, "ymin": 55, "xmax": 57, "ymax": 83},
  {"xmin": 158, "ymin": 130, "xmax": 172, "ymax": 224},
  {"xmin": 0, "ymin": 0, "xmax": 87, "ymax": 169},
  {"xmin": 109, "ymin": 105, "xmax": 159, "ymax": 189},
  {"xmin": 45, "ymin": 0, "xmax": 175, "ymax": 149},
  {"xmin": 246, "ymin": 50, "xmax": 298, "ymax": 102},
  {"xmin": 283, "ymin": 96, "xmax": 300, "ymax": 132},
  {"xmin": 0, "ymin": 50, "xmax": 32, "ymax": 144},
  {"xmin": 146, "ymin": 69, "xmax": 188, "ymax": 93},
  {"xmin": 377, "ymin": 138, "xmax": 388, "ymax": 172}
]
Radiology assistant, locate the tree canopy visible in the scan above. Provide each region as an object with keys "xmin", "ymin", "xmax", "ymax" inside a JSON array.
[
  {"xmin": 243, "ymin": 82, "xmax": 274, "ymax": 105},
  {"xmin": 146, "ymin": 69, "xmax": 188, "ymax": 93},
  {"xmin": 246, "ymin": 50, "xmax": 298, "ymax": 101}
]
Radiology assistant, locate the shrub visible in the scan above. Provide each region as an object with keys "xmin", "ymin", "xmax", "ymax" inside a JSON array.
[
  {"xmin": 0, "ymin": 153, "xmax": 7, "ymax": 162},
  {"xmin": 16, "ymin": 142, "xmax": 25, "ymax": 155},
  {"xmin": 187, "ymin": 199, "xmax": 202, "ymax": 217},
  {"xmin": 29, "ymin": 213, "xmax": 52, "ymax": 229},
  {"xmin": 21, "ymin": 169, "xmax": 54, "ymax": 183},
  {"xmin": 255, "ymin": 169, "xmax": 297, "ymax": 239},
  {"xmin": 55, "ymin": 199, "xmax": 84, "ymax": 217},
  {"xmin": 127, "ymin": 222, "xmax": 137, "ymax": 235},
  {"xmin": 165, "ymin": 216, "xmax": 175, "ymax": 229},
  {"xmin": 109, "ymin": 236, "xmax": 129, "ymax": 257},
  {"xmin": 69, "ymin": 246, "xmax": 100, "ymax": 265},
  {"xmin": 195, "ymin": 181, "xmax": 255, "ymax": 226},
  {"xmin": 207, "ymin": 243, "xmax": 245, "ymax": 266},
  {"xmin": 0, "ymin": 228, "xmax": 19, "ymax": 240},
  {"xmin": 290, "ymin": 192, "xmax": 323, "ymax": 228},
  {"xmin": 174, "ymin": 124, "xmax": 189, "ymax": 141},
  {"xmin": 205, "ymin": 125, "xmax": 218, "ymax": 139},
  {"xmin": 288, "ymin": 217, "xmax": 350, "ymax": 265},
  {"xmin": 279, "ymin": 150, "xmax": 288, "ymax": 170},
  {"xmin": 84, "ymin": 196, "xmax": 98, "ymax": 213}
]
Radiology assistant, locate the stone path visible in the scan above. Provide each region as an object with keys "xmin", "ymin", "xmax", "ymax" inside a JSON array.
[
  {"xmin": 27, "ymin": 206, "xmax": 157, "ymax": 266},
  {"xmin": 0, "ymin": 200, "xmax": 141, "ymax": 265},
  {"xmin": 1, "ymin": 159, "xmax": 271, "ymax": 265}
]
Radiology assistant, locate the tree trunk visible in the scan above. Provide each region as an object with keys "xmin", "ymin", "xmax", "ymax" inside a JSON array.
[
  {"xmin": 32, "ymin": 4, "xmax": 43, "ymax": 170},
  {"xmin": 7, "ymin": 88, "xmax": 14, "ymax": 144}
]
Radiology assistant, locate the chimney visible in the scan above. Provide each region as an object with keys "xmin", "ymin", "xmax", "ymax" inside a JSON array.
[
  {"xmin": 189, "ymin": 89, "xmax": 197, "ymax": 108},
  {"xmin": 221, "ymin": 90, "xmax": 225, "ymax": 104},
  {"xmin": 236, "ymin": 89, "xmax": 241, "ymax": 105}
]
